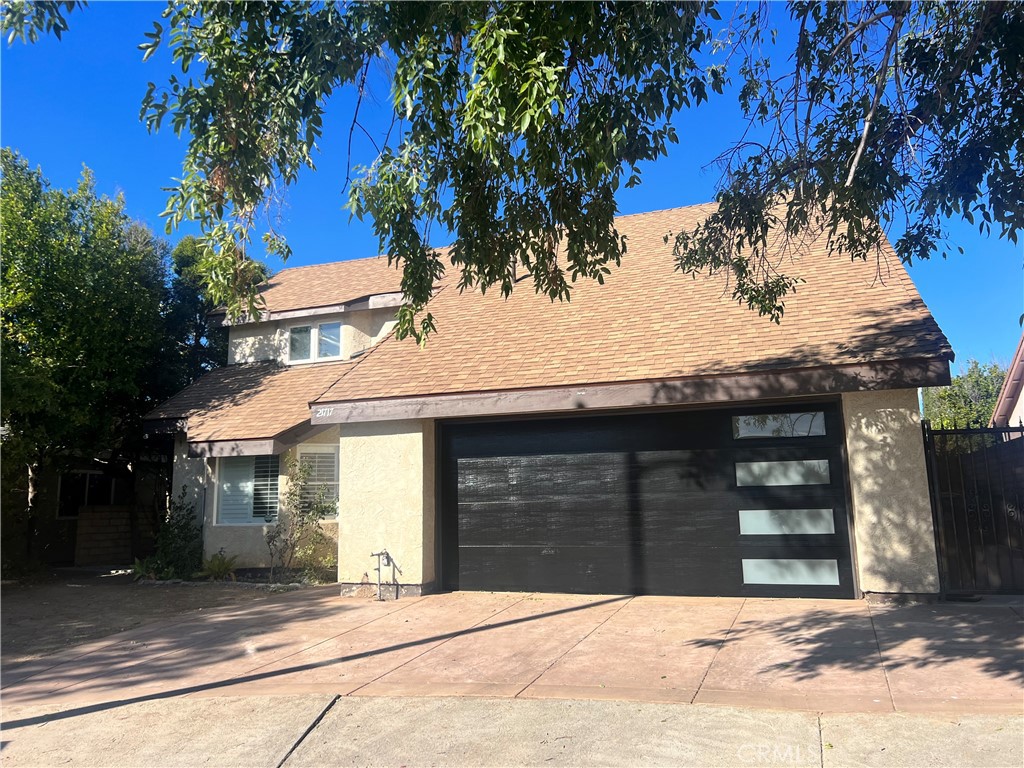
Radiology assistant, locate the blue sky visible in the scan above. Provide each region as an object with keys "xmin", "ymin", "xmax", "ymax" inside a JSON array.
[{"xmin": 2, "ymin": 2, "xmax": 1021, "ymax": 367}]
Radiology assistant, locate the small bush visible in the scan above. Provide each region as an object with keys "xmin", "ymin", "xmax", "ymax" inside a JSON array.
[
  {"xmin": 199, "ymin": 549, "xmax": 238, "ymax": 581},
  {"xmin": 265, "ymin": 457, "xmax": 337, "ymax": 583},
  {"xmin": 135, "ymin": 487, "xmax": 202, "ymax": 581},
  {"xmin": 132, "ymin": 555, "xmax": 173, "ymax": 582}
]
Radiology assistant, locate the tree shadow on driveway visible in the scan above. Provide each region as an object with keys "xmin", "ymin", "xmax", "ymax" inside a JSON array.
[
  {"xmin": 1, "ymin": 594, "xmax": 629, "ymax": 729},
  {"xmin": 688, "ymin": 601, "xmax": 1023, "ymax": 686}
]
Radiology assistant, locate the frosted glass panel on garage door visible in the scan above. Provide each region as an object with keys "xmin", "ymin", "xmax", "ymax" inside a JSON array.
[
  {"xmin": 732, "ymin": 412, "xmax": 825, "ymax": 438},
  {"xmin": 735, "ymin": 459, "xmax": 830, "ymax": 486},
  {"xmin": 738, "ymin": 509, "xmax": 835, "ymax": 535},
  {"xmin": 742, "ymin": 558, "xmax": 840, "ymax": 585}
]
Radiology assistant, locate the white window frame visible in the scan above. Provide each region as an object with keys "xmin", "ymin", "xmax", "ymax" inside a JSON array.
[
  {"xmin": 296, "ymin": 444, "xmax": 340, "ymax": 519},
  {"xmin": 286, "ymin": 320, "xmax": 344, "ymax": 365},
  {"xmin": 56, "ymin": 470, "xmax": 116, "ymax": 520},
  {"xmin": 214, "ymin": 455, "xmax": 281, "ymax": 526}
]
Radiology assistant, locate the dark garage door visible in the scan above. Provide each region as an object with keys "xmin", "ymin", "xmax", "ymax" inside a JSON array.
[{"xmin": 440, "ymin": 402, "xmax": 856, "ymax": 598}]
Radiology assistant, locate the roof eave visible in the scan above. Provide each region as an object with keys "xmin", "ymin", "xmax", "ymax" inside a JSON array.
[
  {"xmin": 310, "ymin": 356, "xmax": 952, "ymax": 425},
  {"xmin": 990, "ymin": 332, "xmax": 1024, "ymax": 427},
  {"xmin": 186, "ymin": 419, "xmax": 332, "ymax": 457},
  {"xmin": 211, "ymin": 292, "xmax": 405, "ymax": 328}
]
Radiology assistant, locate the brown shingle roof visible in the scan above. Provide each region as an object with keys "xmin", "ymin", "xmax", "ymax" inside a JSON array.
[
  {"xmin": 151, "ymin": 203, "xmax": 953, "ymax": 442},
  {"xmin": 146, "ymin": 362, "xmax": 348, "ymax": 442},
  {"xmin": 256, "ymin": 256, "xmax": 405, "ymax": 314},
  {"xmin": 316, "ymin": 204, "xmax": 952, "ymax": 405}
]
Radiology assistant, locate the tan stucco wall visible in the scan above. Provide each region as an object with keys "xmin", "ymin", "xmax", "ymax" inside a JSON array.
[
  {"xmin": 338, "ymin": 420, "xmax": 435, "ymax": 589},
  {"xmin": 228, "ymin": 322, "xmax": 284, "ymax": 364},
  {"xmin": 198, "ymin": 427, "xmax": 341, "ymax": 568},
  {"xmin": 842, "ymin": 389, "xmax": 939, "ymax": 594},
  {"xmin": 341, "ymin": 307, "xmax": 398, "ymax": 359},
  {"xmin": 228, "ymin": 309, "xmax": 397, "ymax": 367}
]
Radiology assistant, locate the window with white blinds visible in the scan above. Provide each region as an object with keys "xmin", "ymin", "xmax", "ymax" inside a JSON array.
[
  {"xmin": 253, "ymin": 456, "xmax": 280, "ymax": 520},
  {"xmin": 217, "ymin": 455, "xmax": 280, "ymax": 524},
  {"xmin": 297, "ymin": 446, "xmax": 339, "ymax": 518}
]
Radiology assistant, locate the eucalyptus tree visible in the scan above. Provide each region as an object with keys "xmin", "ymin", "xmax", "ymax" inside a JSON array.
[{"xmin": 5, "ymin": 1, "xmax": 1021, "ymax": 337}]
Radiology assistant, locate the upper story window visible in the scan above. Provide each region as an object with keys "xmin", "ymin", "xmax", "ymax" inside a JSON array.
[{"xmin": 288, "ymin": 321, "xmax": 343, "ymax": 364}]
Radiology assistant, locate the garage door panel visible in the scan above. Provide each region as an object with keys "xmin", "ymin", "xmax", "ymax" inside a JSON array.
[
  {"xmin": 457, "ymin": 502, "xmax": 632, "ymax": 547},
  {"xmin": 457, "ymin": 503, "xmax": 748, "ymax": 547},
  {"xmin": 456, "ymin": 458, "xmax": 629, "ymax": 503},
  {"xmin": 458, "ymin": 546, "xmax": 634, "ymax": 594},
  {"xmin": 441, "ymin": 403, "xmax": 855, "ymax": 598}
]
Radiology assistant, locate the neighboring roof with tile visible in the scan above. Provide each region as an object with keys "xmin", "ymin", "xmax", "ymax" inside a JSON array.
[
  {"xmin": 145, "ymin": 361, "xmax": 348, "ymax": 442},
  {"xmin": 316, "ymin": 204, "xmax": 952, "ymax": 405},
  {"xmin": 254, "ymin": 255, "xmax": 405, "ymax": 315}
]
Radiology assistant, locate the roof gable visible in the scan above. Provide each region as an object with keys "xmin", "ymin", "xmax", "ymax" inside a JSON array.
[{"xmin": 314, "ymin": 205, "xmax": 952, "ymax": 407}]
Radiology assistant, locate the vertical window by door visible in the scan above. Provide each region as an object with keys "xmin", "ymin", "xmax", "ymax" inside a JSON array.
[{"xmin": 297, "ymin": 446, "xmax": 339, "ymax": 518}]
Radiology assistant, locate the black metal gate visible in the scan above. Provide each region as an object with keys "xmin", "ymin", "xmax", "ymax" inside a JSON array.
[{"xmin": 923, "ymin": 422, "xmax": 1024, "ymax": 595}]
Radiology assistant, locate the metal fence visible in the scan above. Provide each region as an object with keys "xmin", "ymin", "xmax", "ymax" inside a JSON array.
[{"xmin": 923, "ymin": 422, "xmax": 1024, "ymax": 595}]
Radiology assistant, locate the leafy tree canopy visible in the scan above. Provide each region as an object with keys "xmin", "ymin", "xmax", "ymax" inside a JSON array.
[
  {"xmin": 0, "ymin": 148, "xmax": 167, "ymax": 468},
  {"xmin": 160, "ymin": 235, "xmax": 230, "ymax": 391},
  {"xmin": 5, "ymin": 1, "xmax": 1022, "ymax": 340},
  {"xmin": 922, "ymin": 359, "xmax": 1008, "ymax": 428}
]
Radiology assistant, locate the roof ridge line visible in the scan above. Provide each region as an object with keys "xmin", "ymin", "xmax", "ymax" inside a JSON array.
[
  {"xmin": 273, "ymin": 254, "xmax": 393, "ymax": 275},
  {"xmin": 614, "ymin": 201, "xmax": 717, "ymax": 220}
]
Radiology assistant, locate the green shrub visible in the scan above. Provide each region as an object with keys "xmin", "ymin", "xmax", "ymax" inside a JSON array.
[
  {"xmin": 199, "ymin": 549, "xmax": 238, "ymax": 581},
  {"xmin": 132, "ymin": 555, "xmax": 173, "ymax": 581},
  {"xmin": 265, "ymin": 457, "xmax": 337, "ymax": 583},
  {"xmin": 134, "ymin": 487, "xmax": 202, "ymax": 581}
]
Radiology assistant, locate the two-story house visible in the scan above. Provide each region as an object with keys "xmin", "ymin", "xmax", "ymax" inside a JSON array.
[
  {"xmin": 146, "ymin": 204, "xmax": 954, "ymax": 600},
  {"xmin": 146, "ymin": 257, "xmax": 406, "ymax": 571}
]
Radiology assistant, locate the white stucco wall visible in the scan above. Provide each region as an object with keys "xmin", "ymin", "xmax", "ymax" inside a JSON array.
[
  {"xmin": 337, "ymin": 419, "xmax": 435, "ymax": 592},
  {"xmin": 842, "ymin": 389, "xmax": 940, "ymax": 594}
]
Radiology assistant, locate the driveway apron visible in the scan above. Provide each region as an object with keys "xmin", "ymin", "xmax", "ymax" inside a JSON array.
[{"xmin": 2, "ymin": 590, "xmax": 1021, "ymax": 717}]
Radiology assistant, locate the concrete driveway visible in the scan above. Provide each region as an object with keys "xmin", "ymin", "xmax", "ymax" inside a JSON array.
[{"xmin": 2, "ymin": 590, "xmax": 1021, "ymax": 718}]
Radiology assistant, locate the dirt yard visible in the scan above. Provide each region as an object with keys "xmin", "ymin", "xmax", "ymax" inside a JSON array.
[{"xmin": 1, "ymin": 569, "xmax": 276, "ymax": 665}]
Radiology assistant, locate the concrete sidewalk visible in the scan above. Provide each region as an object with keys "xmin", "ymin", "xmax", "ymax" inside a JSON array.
[
  {"xmin": 3, "ymin": 591, "xmax": 1021, "ymax": 715},
  {"xmin": 1, "ymin": 695, "xmax": 1020, "ymax": 768}
]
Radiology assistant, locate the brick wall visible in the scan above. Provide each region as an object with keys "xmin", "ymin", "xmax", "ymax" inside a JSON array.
[{"xmin": 74, "ymin": 506, "xmax": 135, "ymax": 566}]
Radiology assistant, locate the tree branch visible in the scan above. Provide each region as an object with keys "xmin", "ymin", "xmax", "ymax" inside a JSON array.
[{"xmin": 845, "ymin": 10, "xmax": 904, "ymax": 187}]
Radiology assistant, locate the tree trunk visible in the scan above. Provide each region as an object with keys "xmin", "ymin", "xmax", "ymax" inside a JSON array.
[{"xmin": 25, "ymin": 462, "xmax": 38, "ymax": 560}]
